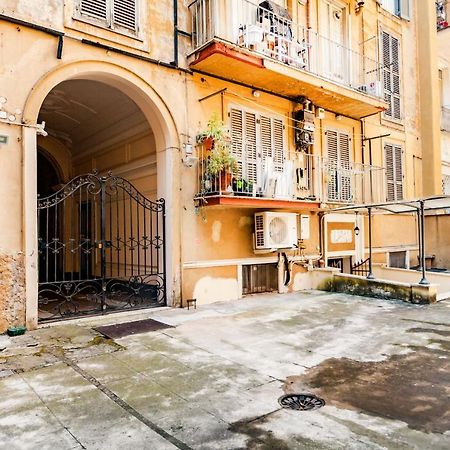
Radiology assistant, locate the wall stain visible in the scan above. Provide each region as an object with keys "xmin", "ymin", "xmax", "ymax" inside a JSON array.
[{"xmin": 282, "ymin": 332, "xmax": 450, "ymax": 434}]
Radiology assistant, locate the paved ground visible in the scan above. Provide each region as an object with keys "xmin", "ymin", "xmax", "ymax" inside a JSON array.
[{"xmin": 0, "ymin": 291, "xmax": 449, "ymax": 450}]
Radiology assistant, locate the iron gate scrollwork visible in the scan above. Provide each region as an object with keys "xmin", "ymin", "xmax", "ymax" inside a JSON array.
[{"xmin": 38, "ymin": 172, "xmax": 166, "ymax": 321}]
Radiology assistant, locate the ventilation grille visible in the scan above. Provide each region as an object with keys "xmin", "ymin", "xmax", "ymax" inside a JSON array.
[{"xmin": 255, "ymin": 214, "xmax": 265, "ymax": 248}]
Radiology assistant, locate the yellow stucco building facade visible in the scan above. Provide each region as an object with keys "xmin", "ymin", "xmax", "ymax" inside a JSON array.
[{"xmin": 0, "ymin": 0, "xmax": 442, "ymax": 331}]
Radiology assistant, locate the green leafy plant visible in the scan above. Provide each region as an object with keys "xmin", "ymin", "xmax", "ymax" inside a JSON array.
[
  {"xmin": 206, "ymin": 145, "xmax": 238, "ymax": 177},
  {"xmin": 196, "ymin": 112, "xmax": 231, "ymax": 144}
]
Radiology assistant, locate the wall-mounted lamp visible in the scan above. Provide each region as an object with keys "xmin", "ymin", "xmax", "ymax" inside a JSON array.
[
  {"xmin": 252, "ymin": 90, "xmax": 261, "ymax": 98},
  {"xmin": 354, "ymin": 211, "xmax": 360, "ymax": 236},
  {"xmin": 355, "ymin": 1, "xmax": 365, "ymax": 13}
]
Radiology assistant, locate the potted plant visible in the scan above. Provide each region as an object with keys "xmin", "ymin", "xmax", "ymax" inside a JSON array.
[
  {"xmin": 196, "ymin": 112, "xmax": 231, "ymax": 153},
  {"xmin": 206, "ymin": 144, "xmax": 238, "ymax": 193},
  {"xmin": 232, "ymin": 178, "xmax": 254, "ymax": 196}
]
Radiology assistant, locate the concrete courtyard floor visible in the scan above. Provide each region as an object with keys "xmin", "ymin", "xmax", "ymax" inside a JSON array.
[{"xmin": 0, "ymin": 291, "xmax": 449, "ymax": 450}]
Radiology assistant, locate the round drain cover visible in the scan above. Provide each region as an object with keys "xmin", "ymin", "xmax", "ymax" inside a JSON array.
[{"xmin": 278, "ymin": 393, "xmax": 325, "ymax": 411}]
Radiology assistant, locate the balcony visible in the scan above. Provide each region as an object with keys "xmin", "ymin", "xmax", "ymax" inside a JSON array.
[
  {"xmin": 194, "ymin": 144, "xmax": 386, "ymax": 208},
  {"xmin": 441, "ymin": 106, "xmax": 450, "ymax": 132},
  {"xmin": 189, "ymin": 0, "xmax": 387, "ymax": 119}
]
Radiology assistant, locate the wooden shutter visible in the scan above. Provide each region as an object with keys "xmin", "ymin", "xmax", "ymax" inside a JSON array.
[
  {"xmin": 326, "ymin": 130, "xmax": 352, "ymax": 202},
  {"xmin": 244, "ymin": 111, "xmax": 258, "ymax": 184},
  {"xmin": 339, "ymin": 132, "xmax": 351, "ymax": 201},
  {"xmin": 385, "ymin": 143, "xmax": 403, "ymax": 201},
  {"xmin": 272, "ymin": 118, "xmax": 285, "ymax": 173},
  {"xmin": 80, "ymin": 0, "xmax": 108, "ymax": 21},
  {"xmin": 382, "ymin": 31, "xmax": 401, "ymax": 120},
  {"xmin": 385, "ymin": 144, "xmax": 395, "ymax": 201},
  {"xmin": 394, "ymin": 145, "xmax": 404, "ymax": 200},
  {"xmin": 260, "ymin": 115, "xmax": 274, "ymax": 164},
  {"xmin": 113, "ymin": 0, "xmax": 137, "ymax": 30},
  {"xmin": 230, "ymin": 108, "xmax": 244, "ymax": 179},
  {"xmin": 326, "ymin": 130, "xmax": 339, "ymax": 201}
]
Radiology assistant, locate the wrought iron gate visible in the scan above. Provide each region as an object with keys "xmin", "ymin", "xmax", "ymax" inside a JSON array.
[{"xmin": 37, "ymin": 172, "xmax": 166, "ymax": 321}]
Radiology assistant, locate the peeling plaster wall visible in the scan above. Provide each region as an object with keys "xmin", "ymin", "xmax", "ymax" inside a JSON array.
[{"xmin": 0, "ymin": 251, "xmax": 25, "ymax": 333}]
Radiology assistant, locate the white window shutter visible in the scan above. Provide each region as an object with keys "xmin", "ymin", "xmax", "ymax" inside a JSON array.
[
  {"xmin": 385, "ymin": 144, "xmax": 395, "ymax": 201},
  {"xmin": 80, "ymin": 0, "xmax": 108, "ymax": 21},
  {"xmin": 326, "ymin": 130, "xmax": 339, "ymax": 201},
  {"xmin": 244, "ymin": 111, "xmax": 258, "ymax": 184},
  {"xmin": 397, "ymin": 0, "xmax": 411, "ymax": 21},
  {"xmin": 113, "ymin": 0, "xmax": 137, "ymax": 30},
  {"xmin": 382, "ymin": 31, "xmax": 401, "ymax": 120},
  {"xmin": 272, "ymin": 118, "xmax": 285, "ymax": 173},
  {"xmin": 230, "ymin": 108, "xmax": 244, "ymax": 179},
  {"xmin": 394, "ymin": 145, "xmax": 404, "ymax": 200}
]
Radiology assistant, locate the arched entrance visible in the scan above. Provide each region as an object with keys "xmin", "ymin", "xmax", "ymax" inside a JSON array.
[{"xmin": 22, "ymin": 63, "xmax": 180, "ymax": 326}]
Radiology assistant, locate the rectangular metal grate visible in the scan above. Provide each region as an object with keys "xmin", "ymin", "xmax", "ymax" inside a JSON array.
[{"xmin": 94, "ymin": 318, "xmax": 173, "ymax": 339}]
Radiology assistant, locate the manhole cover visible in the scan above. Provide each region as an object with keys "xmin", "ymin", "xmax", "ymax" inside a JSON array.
[{"xmin": 278, "ymin": 393, "xmax": 325, "ymax": 411}]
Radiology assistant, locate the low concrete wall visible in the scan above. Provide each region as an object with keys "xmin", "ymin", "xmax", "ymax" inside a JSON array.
[
  {"xmin": 319, "ymin": 273, "xmax": 437, "ymax": 305},
  {"xmin": 372, "ymin": 265, "xmax": 450, "ymax": 299}
]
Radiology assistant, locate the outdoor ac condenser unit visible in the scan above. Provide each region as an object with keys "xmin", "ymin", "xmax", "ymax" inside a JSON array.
[{"xmin": 254, "ymin": 212, "xmax": 298, "ymax": 250}]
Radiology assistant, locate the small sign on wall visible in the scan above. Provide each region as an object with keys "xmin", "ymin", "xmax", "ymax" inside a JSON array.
[{"xmin": 327, "ymin": 222, "xmax": 355, "ymax": 252}]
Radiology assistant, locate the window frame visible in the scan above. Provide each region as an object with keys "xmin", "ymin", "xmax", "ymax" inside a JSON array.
[
  {"xmin": 74, "ymin": 0, "xmax": 139, "ymax": 36},
  {"xmin": 379, "ymin": 0, "xmax": 411, "ymax": 21}
]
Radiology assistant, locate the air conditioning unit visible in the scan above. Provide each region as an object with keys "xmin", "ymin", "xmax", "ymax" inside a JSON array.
[{"xmin": 254, "ymin": 212, "xmax": 298, "ymax": 250}]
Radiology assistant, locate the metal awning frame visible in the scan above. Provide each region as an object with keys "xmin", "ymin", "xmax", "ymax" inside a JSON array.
[{"xmin": 328, "ymin": 196, "xmax": 450, "ymax": 285}]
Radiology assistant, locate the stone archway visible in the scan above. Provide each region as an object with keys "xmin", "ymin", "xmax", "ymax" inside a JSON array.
[{"xmin": 22, "ymin": 61, "xmax": 181, "ymax": 328}]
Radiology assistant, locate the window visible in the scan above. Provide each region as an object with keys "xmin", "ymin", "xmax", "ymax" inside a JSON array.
[
  {"xmin": 385, "ymin": 143, "xmax": 404, "ymax": 201},
  {"xmin": 77, "ymin": 0, "xmax": 138, "ymax": 32},
  {"xmin": 229, "ymin": 107, "xmax": 285, "ymax": 193},
  {"xmin": 326, "ymin": 129, "xmax": 352, "ymax": 202},
  {"xmin": 382, "ymin": 30, "xmax": 401, "ymax": 121},
  {"xmin": 380, "ymin": 0, "xmax": 411, "ymax": 20}
]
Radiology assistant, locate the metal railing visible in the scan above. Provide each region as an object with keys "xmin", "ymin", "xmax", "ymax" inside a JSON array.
[
  {"xmin": 194, "ymin": 143, "xmax": 386, "ymax": 205},
  {"xmin": 190, "ymin": 0, "xmax": 383, "ymax": 98},
  {"xmin": 442, "ymin": 106, "xmax": 450, "ymax": 132}
]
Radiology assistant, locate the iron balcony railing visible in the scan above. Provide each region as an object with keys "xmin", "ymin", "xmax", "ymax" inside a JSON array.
[
  {"xmin": 189, "ymin": 0, "xmax": 383, "ymax": 99},
  {"xmin": 441, "ymin": 106, "xmax": 450, "ymax": 132},
  {"xmin": 195, "ymin": 143, "xmax": 386, "ymax": 205}
]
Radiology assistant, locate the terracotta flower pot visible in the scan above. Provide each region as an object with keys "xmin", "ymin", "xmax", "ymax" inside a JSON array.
[{"xmin": 219, "ymin": 172, "xmax": 233, "ymax": 193}]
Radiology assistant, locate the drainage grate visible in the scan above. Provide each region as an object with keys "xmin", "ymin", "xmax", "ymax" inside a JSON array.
[{"xmin": 278, "ymin": 393, "xmax": 325, "ymax": 411}]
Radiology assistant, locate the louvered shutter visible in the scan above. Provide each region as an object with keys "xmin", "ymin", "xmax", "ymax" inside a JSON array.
[
  {"xmin": 260, "ymin": 115, "xmax": 274, "ymax": 166},
  {"xmin": 113, "ymin": 0, "xmax": 137, "ymax": 30},
  {"xmin": 230, "ymin": 108, "xmax": 244, "ymax": 179},
  {"xmin": 385, "ymin": 144, "xmax": 395, "ymax": 201},
  {"xmin": 394, "ymin": 145, "xmax": 404, "ymax": 200},
  {"xmin": 80, "ymin": 0, "xmax": 108, "ymax": 22},
  {"xmin": 382, "ymin": 31, "xmax": 401, "ymax": 120},
  {"xmin": 244, "ymin": 112, "xmax": 258, "ymax": 184},
  {"xmin": 339, "ymin": 132, "xmax": 352, "ymax": 201},
  {"xmin": 326, "ymin": 130, "xmax": 339, "ymax": 201},
  {"xmin": 272, "ymin": 118, "xmax": 285, "ymax": 173},
  {"xmin": 385, "ymin": 144, "xmax": 403, "ymax": 201}
]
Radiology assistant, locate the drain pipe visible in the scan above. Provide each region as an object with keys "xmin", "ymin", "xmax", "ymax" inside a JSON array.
[{"xmin": 172, "ymin": 0, "xmax": 179, "ymax": 66}]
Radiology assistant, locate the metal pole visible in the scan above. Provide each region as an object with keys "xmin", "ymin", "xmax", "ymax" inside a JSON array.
[
  {"xmin": 100, "ymin": 177, "xmax": 106, "ymax": 311},
  {"xmin": 417, "ymin": 209, "xmax": 422, "ymax": 272},
  {"xmin": 419, "ymin": 200, "xmax": 429, "ymax": 285},
  {"xmin": 367, "ymin": 207, "xmax": 375, "ymax": 280}
]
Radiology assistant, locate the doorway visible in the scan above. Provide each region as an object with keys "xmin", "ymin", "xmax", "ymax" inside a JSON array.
[{"xmin": 36, "ymin": 79, "xmax": 166, "ymax": 321}]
